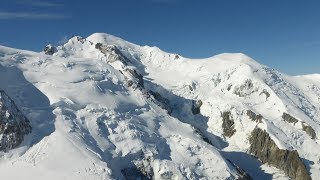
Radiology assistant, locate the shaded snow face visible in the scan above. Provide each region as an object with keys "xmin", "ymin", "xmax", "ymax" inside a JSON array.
[{"xmin": 0, "ymin": 33, "xmax": 319, "ymax": 180}]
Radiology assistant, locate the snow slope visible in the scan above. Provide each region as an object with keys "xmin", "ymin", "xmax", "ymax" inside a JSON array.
[{"xmin": 0, "ymin": 33, "xmax": 319, "ymax": 179}]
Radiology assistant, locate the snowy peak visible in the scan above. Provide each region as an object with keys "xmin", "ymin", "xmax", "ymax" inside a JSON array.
[
  {"xmin": 0, "ymin": 33, "xmax": 319, "ymax": 180},
  {"xmin": 87, "ymin": 33, "xmax": 134, "ymax": 47},
  {"xmin": 211, "ymin": 52, "xmax": 263, "ymax": 69},
  {"xmin": 53, "ymin": 33, "xmax": 265, "ymax": 77}
]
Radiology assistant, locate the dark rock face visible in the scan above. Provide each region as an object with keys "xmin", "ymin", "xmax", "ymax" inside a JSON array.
[
  {"xmin": 0, "ymin": 90, "xmax": 32, "ymax": 152},
  {"xmin": 249, "ymin": 127, "xmax": 311, "ymax": 180},
  {"xmin": 302, "ymin": 123, "xmax": 316, "ymax": 139},
  {"xmin": 221, "ymin": 111, "xmax": 236, "ymax": 137},
  {"xmin": 191, "ymin": 100, "xmax": 203, "ymax": 115},
  {"xmin": 246, "ymin": 110, "xmax": 263, "ymax": 123},
  {"xmin": 43, "ymin": 44, "xmax": 57, "ymax": 55},
  {"xmin": 226, "ymin": 159, "xmax": 252, "ymax": 180},
  {"xmin": 150, "ymin": 91, "xmax": 172, "ymax": 114},
  {"xmin": 127, "ymin": 69, "xmax": 144, "ymax": 88},
  {"xmin": 282, "ymin": 112, "xmax": 299, "ymax": 124}
]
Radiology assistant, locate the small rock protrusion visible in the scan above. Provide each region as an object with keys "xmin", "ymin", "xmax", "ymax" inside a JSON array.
[
  {"xmin": 76, "ymin": 36, "xmax": 85, "ymax": 44},
  {"xmin": 191, "ymin": 100, "xmax": 202, "ymax": 115},
  {"xmin": 127, "ymin": 80, "xmax": 134, "ymax": 87},
  {"xmin": 259, "ymin": 89, "xmax": 270, "ymax": 100},
  {"xmin": 302, "ymin": 122, "xmax": 316, "ymax": 139},
  {"xmin": 43, "ymin": 44, "xmax": 57, "ymax": 55},
  {"xmin": 227, "ymin": 84, "xmax": 232, "ymax": 91},
  {"xmin": 95, "ymin": 42, "xmax": 103, "ymax": 50}
]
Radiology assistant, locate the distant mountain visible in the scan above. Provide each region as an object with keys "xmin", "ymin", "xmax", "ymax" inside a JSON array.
[{"xmin": 0, "ymin": 33, "xmax": 319, "ymax": 180}]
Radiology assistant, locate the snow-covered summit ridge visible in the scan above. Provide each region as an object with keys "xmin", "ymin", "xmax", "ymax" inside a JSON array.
[
  {"xmin": 59, "ymin": 33, "xmax": 260, "ymax": 65},
  {"xmin": 87, "ymin": 33, "xmax": 138, "ymax": 48}
]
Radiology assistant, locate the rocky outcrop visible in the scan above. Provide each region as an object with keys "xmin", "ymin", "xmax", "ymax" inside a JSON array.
[
  {"xmin": 221, "ymin": 111, "xmax": 236, "ymax": 137},
  {"xmin": 95, "ymin": 43, "xmax": 129, "ymax": 65},
  {"xmin": 249, "ymin": 127, "xmax": 311, "ymax": 180},
  {"xmin": 233, "ymin": 79, "xmax": 258, "ymax": 97},
  {"xmin": 259, "ymin": 89, "xmax": 270, "ymax": 100},
  {"xmin": 226, "ymin": 159, "xmax": 252, "ymax": 180},
  {"xmin": 302, "ymin": 123, "xmax": 316, "ymax": 139},
  {"xmin": 191, "ymin": 100, "xmax": 202, "ymax": 115},
  {"xmin": 122, "ymin": 152, "xmax": 154, "ymax": 180},
  {"xmin": 95, "ymin": 42, "xmax": 103, "ymax": 49},
  {"xmin": 43, "ymin": 44, "xmax": 57, "ymax": 55},
  {"xmin": 282, "ymin": 112, "xmax": 299, "ymax": 124},
  {"xmin": 0, "ymin": 90, "xmax": 32, "ymax": 152},
  {"xmin": 121, "ymin": 167, "xmax": 151, "ymax": 180},
  {"xmin": 133, "ymin": 157, "xmax": 154, "ymax": 179},
  {"xmin": 246, "ymin": 110, "xmax": 263, "ymax": 123},
  {"xmin": 76, "ymin": 36, "xmax": 86, "ymax": 44},
  {"xmin": 281, "ymin": 113, "xmax": 316, "ymax": 139},
  {"xmin": 126, "ymin": 69, "xmax": 144, "ymax": 88},
  {"xmin": 150, "ymin": 91, "xmax": 172, "ymax": 114}
]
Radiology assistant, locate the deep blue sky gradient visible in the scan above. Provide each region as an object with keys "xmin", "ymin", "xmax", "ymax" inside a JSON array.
[{"xmin": 1, "ymin": 0, "xmax": 319, "ymax": 75}]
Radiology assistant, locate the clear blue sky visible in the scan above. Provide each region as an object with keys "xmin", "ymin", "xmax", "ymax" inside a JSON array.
[{"xmin": 1, "ymin": 0, "xmax": 319, "ymax": 75}]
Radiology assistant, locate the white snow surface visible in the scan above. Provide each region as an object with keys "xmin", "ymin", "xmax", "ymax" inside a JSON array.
[{"xmin": 0, "ymin": 33, "xmax": 319, "ymax": 179}]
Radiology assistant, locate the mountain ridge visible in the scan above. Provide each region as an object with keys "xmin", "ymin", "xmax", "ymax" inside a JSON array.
[{"xmin": 0, "ymin": 33, "xmax": 319, "ymax": 180}]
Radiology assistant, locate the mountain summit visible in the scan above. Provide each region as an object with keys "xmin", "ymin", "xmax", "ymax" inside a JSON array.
[{"xmin": 0, "ymin": 33, "xmax": 319, "ymax": 180}]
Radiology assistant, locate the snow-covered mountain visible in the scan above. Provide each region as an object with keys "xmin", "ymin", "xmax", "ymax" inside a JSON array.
[{"xmin": 0, "ymin": 33, "xmax": 319, "ymax": 180}]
